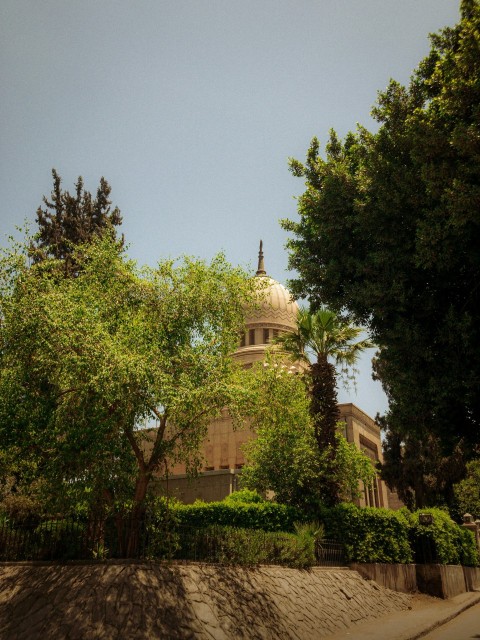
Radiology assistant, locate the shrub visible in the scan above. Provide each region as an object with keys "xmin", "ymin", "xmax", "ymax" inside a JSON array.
[
  {"xmin": 458, "ymin": 527, "xmax": 480, "ymax": 567},
  {"xmin": 408, "ymin": 508, "xmax": 479, "ymax": 566},
  {"xmin": 172, "ymin": 500, "xmax": 304, "ymax": 532},
  {"xmin": 145, "ymin": 496, "xmax": 181, "ymax": 559},
  {"xmin": 223, "ymin": 489, "xmax": 265, "ymax": 504},
  {"xmin": 176, "ymin": 525, "xmax": 315, "ymax": 568},
  {"xmin": 35, "ymin": 519, "xmax": 86, "ymax": 560},
  {"xmin": 318, "ymin": 503, "xmax": 412, "ymax": 563}
]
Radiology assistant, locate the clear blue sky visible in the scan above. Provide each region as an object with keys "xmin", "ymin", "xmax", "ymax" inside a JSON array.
[{"xmin": 0, "ymin": 0, "xmax": 461, "ymax": 419}]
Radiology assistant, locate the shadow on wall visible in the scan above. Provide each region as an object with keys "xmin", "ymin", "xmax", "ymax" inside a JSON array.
[{"xmin": 0, "ymin": 563, "xmax": 198, "ymax": 640}]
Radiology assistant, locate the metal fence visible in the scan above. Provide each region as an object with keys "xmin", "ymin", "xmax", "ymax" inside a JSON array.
[{"xmin": 0, "ymin": 516, "xmax": 346, "ymax": 566}]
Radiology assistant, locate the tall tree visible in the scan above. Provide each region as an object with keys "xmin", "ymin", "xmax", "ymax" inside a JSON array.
[
  {"xmin": 274, "ymin": 308, "xmax": 372, "ymax": 506},
  {"xmin": 30, "ymin": 169, "xmax": 123, "ymax": 274},
  {"xmin": 281, "ymin": 1, "xmax": 480, "ymax": 506},
  {"xmin": 241, "ymin": 356, "xmax": 376, "ymax": 511},
  {"xmin": 0, "ymin": 235, "xmax": 256, "ymax": 543}
]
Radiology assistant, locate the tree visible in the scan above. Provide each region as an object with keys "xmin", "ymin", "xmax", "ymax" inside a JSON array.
[
  {"xmin": 241, "ymin": 357, "xmax": 377, "ymax": 511},
  {"xmin": 453, "ymin": 459, "xmax": 480, "ymax": 519},
  {"xmin": 274, "ymin": 308, "xmax": 372, "ymax": 506},
  {"xmin": 30, "ymin": 169, "xmax": 123, "ymax": 275},
  {"xmin": 0, "ymin": 235, "xmax": 256, "ymax": 544},
  {"xmin": 281, "ymin": 1, "xmax": 480, "ymax": 505}
]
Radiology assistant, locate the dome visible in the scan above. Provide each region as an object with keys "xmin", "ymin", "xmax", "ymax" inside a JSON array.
[
  {"xmin": 245, "ymin": 276, "xmax": 299, "ymax": 331},
  {"xmin": 234, "ymin": 242, "xmax": 300, "ymax": 367}
]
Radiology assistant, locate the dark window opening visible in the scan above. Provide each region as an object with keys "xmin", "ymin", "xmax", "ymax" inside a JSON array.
[
  {"xmin": 263, "ymin": 328, "xmax": 270, "ymax": 344},
  {"xmin": 249, "ymin": 329, "xmax": 255, "ymax": 345}
]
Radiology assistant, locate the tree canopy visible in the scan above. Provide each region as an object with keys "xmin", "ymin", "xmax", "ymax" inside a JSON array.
[
  {"xmin": 453, "ymin": 459, "xmax": 480, "ymax": 520},
  {"xmin": 0, "ymin": 236, "xmax": 256, "ymax": 520},
  {"xmin": 281, "ymin": 0, "xmax": 480, "ymax": 506},
  {"xmin": 30, "ymin": 169, "xmax": 123, "ymax": 275}
]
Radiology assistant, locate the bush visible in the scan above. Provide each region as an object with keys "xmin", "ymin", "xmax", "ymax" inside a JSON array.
[
  {"xmin": 318, "ymin": 503, "xmax": 412, "ymax": 564},
  {"xmin": 145, "ymin": 496, "xmax": 181, "ymax": 559},
  {"xmin": 172, "ymin": 500, "xmax": 304, "ymax": 532},
  {"xmin": 223, "ymin": 490, "xmax": 265, "ymax": 504},
  {"xmin": 35, "ymin": 519, "xmax": 86, "ymax": 560},
  {"xmin": 0, "ymin": 494, "xmax": 44, "ymax": 526},
  {"xmin": 176, "ymin": 525, "xmax": 316, "ymax": 568},
  {"xmin": 408, "ymin": 508, "xmax": 479, "ymax": 566}
]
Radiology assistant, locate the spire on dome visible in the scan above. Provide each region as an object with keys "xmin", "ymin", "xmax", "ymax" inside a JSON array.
[{"xmin": 256, "ymin": 239, "xmax": 267, "ymax": 276}]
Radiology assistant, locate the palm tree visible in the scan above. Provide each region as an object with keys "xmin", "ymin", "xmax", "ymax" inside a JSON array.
[{"xmin": 275, "ymin": 307, "xmax": 373, "ymax": 505}]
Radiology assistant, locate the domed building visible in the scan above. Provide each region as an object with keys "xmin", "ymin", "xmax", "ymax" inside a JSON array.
[
  {"xmin": 160, "ymin": 243, "xmax": 393, "ymax": 509},
  {"xmin": 234, "ymin": 240, "xmax": 303, "ymax": 369}
]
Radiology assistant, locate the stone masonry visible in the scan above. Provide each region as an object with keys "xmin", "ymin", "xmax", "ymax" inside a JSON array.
[{"xmin": 0, "ymin": 562, "xmax": 411, "ymax": 640}]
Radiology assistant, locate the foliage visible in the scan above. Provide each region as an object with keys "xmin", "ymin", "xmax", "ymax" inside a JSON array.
[
  {"xmin": 35, "ymin": 519, "xmax": 86, "ymax": 560},
  {"xmin": 281, "ymin": 1, "xmax": 480, "ymax": 506},
  {"xmin": 241, "ymin": 358, "xmax": 325, "ymax": 510},
  {"xmin": 172, "ymin": 498, "xmax": 304, "ymax": 532},
  {"xmin": 334, "ymin": 433, "xmax": 378, "ymax": 501},
  {"xmin": 407, "ymin": 508, "xmax": 479, "ymax": 566},
  {"xmin": 0, "ymin": 492, "xmax": 45, "ymax": 526},
  {"xmin": 318, "ymin": 502, "xmax": 413, "ymax": 564},
  {"xmin": 453, "ymin": 459, "xmax": 480, "ymax": 519},
  {"xmin": 223, "ymin": 489, "xmax": 266, "ymax": 504},
  {"xmin": 0, "ymin": 234, "xmax": 257, "ymax": 524},
  {"xmin": 30, "ymin": 169, "xmax": 123, "ymax": 275},
  {"xmin": 273, "ymin": 309, "xmax": 372, "ymax": 506},
  {"xmin": 241, "ymin": 357, "xmax": 377, "ymax": 511},
  {"xmin": 381, "ymin": 430, "xmax": 466, "ymax": 511}
]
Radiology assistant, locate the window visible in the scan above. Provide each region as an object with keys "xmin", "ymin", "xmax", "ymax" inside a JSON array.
[
  {"xmin": 249, "ymin": 329, "xmax": 255, "ymax": 345},
  {"xmin": 263, "ymin": 328, "xmax": 270, "ymax": 344}
]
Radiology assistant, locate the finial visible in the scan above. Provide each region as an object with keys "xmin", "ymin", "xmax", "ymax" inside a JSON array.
[{"xmin": 256, "ymin": 239, "xmax": 266, "ymax": 276}]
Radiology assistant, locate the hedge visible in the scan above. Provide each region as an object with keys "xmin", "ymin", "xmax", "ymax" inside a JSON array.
[
  {"xmin": 173, "ymin": 500, "xmax": 304, "ymax": 532},
  {"xmin": 317, "ymin": 503, "xmax": 413, "ymax": 564},
  {"xmin": 147, "ymin": 496, "xmax": 479, "ymax": 567},
  {"xmin": 407, "ymin": 508, "xmax": 480, "ymax": 567}
]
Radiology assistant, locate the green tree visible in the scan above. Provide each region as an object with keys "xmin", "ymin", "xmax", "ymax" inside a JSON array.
[
  {"xmin": 30, "ymin": 169, "xmax": 123, "ymax": 274},
  {"xmin": 281, "ymin": 1, "xmax": 480, "ymax": 505},
  {"xmin": 241, "ymin": 357, "xmax": 377, "ymax": 511},
  {"xmin": 0, "ymin": 235, "xmax": 256, "ymax": 541},
  {"xmin": 453, "ymin": 459, "xmax": 480, "ymax": 519},
  {"xmin": 274, "ymin": 309, "xmax": 372, "ymax": 506}
]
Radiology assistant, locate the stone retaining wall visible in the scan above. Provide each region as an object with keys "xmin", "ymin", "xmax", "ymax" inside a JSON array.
[
  {"xmin": 351, "ymin": 562, "xmax": 480, "ymax": 599},
  {"xmin": 350, "ymin": 563, "xmax": 417, "ymax": 594},
  {"xmin": 0, "ymin": 562, "xmax": 411, "ymax": 640}
]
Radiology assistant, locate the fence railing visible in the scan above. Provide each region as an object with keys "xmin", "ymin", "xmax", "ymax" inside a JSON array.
[{"xmin": 0, "ymin": 516, "xmax": 346, "ymax": 566}]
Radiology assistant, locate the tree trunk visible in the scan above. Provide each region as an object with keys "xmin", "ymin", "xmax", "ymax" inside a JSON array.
[
  {"xmin": 125, "ymin": 471, "xmax": 151, "ymax": 557},
  {"xmin": 310, "ymin": 357, "xmax": 341, "ymax": 506}
]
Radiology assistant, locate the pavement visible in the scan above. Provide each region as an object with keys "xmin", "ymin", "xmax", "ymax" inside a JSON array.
[{"xmin": 325, "ymin": 590, "xmax": 480, "ymax": 640}]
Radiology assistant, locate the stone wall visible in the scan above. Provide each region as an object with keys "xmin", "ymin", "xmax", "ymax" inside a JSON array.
[
  {"xmin": 350, "ymin": 563, "xmax": 417, "ymax": 594},
  {"xmin": 351, "ymin": 562, "xmax": 480, "ymax": 599},
  {"xmin": 0, "ymin": 562, "xmax": 411, "ymax": 640}
]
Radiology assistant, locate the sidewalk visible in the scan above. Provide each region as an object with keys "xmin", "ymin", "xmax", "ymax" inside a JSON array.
[{"xmin": 324, "ymin": 590, "xmax": 480, "ymax": 640}]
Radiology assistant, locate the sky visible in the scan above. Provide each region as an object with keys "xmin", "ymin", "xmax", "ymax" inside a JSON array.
[{"xmin": 0, "ymin": 0, "xmax": 461, "ymax": 420}]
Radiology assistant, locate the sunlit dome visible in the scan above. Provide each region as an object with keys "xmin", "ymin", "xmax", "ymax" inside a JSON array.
[
  {"xmin": 234, "ymin": 241, "xmax": 300, "ymax": 366},
  {"xmin": 244, "ymin": 240, "xmax": 299, "ymax": 331},
  {"xmin": 245, "ymin": 276, "xmax": 299, "ymax": 331}
]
